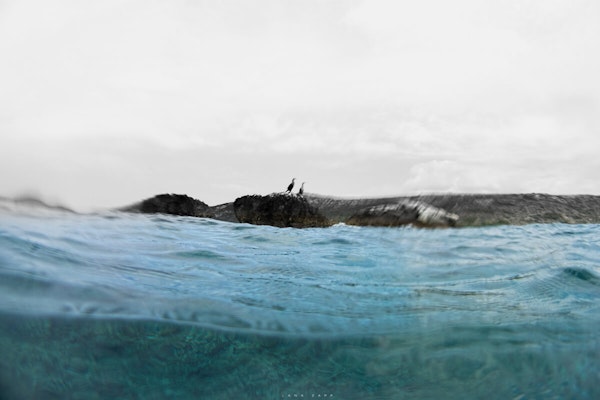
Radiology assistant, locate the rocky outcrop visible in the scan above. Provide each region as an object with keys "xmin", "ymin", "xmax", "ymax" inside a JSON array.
[
  {"xmin": 346, "ymin": 201, "xmax": 459, "ymax": 227},
  {"xmin": 118, "ymin": 192, "xmax": 600, "ymax": 228},
  {"xmin": 0, "ymin": 196, "xmax": 75, "ymax": 213},
  {"xmin": 346, "ymin": 203, "xmax": 418, "ymax": 227},
  {"xmin": 233, "ymin": 193, "xmax": 330, "ymax": 228},
  {"xmin": 207, "ymin": 202, "xmax": 238, "ymax": 223},
  {"xmin": 415, "ymin": 193, "xmax": 600, "ymax": 226},
  {"xmin": 414, "ymin": 202, "xmax": 460, "ymax": 227},
  {"xmin": 307, "ymin": 193, "xmax": 600, "ymax": 227},
  {"xmin": 121, "ymin": 194, "xmax": 213, "ymax": 217}
]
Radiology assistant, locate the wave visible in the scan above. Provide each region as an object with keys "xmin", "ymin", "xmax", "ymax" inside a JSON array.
[
  {"xmin": 1, "ymin": 210, "xmax": 600, "ymax": 337},
  {"xmin": 2, "ymin": 211, "xmax": 600, "ymax": 399}
]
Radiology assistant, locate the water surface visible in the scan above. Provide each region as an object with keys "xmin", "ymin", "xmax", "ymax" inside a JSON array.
[{"xmin": 1, "ymin": 205, "xmax": 599, "ymax": 399}]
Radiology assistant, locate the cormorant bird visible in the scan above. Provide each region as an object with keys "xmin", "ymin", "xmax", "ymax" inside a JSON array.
[
  {"xmin": 286, "ymin": 178, "xmax": 296, "ymax": 193},
  {"xmin": 298, "ymin": 182, "xmax": 305, "ymax": 196}
]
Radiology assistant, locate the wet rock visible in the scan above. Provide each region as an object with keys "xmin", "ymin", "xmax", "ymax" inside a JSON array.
[
  {"xmin": 345, "ymin": 203, "xmax": 418, "ymax": 227},
  {"xmin": 346, "ymin": 201, "xmax": 458, "ymax": 228},
  {"xmin": 207, "ymin": 202, "xmax": 238, "ymax": 223},
  {"xmin": 233, "ymin": 193, "xmax": 331, "ymax": 228},
  {"xmin": 121, "ymin": 194, "xmax": 212, "ymax": 217},
  {"xmin": 119, "ymin": 192, "xmax": 600, "ymax": 227},
  {"xmin": 416, "ymin": 193, "xmax": 600, "ymax": 226},
  {"xmin": 414, "ymin": 202, "xmax": 460, "ymax": 227}
]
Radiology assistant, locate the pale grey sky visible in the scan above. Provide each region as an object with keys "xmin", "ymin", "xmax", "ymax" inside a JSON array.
[{"xmin": 1, "ymin": 0, "xmax": 599, "ymax": 211}]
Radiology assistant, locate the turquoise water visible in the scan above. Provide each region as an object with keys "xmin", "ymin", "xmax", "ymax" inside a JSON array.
[{"xmin": 1, "ymin": 204, "xmax": 599, "ymax": 399}]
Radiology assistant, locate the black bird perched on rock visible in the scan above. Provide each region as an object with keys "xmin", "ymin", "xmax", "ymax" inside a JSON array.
[
  {"xmin": 298, "ymin": 182, "xmax": 305, "ymax": 196},
  {"xmin": 286, "ymin": 178, "xmax": 296, "ymax": 193}
]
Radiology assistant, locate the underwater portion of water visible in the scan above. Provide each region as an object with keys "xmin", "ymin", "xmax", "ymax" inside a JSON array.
[{"xmin": 1, "ymin": 206, "xmax": 599, "ymax": 399}]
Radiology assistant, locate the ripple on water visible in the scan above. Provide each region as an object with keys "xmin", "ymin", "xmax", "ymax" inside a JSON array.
[{"xmin": 1, "ymin": 212, "xmax": 600, "ymax": 337}]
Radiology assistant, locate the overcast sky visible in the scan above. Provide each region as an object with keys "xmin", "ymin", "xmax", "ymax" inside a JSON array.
[{"xmin": 1, "ymin": 0, "xmax": 599, "ymax": 211}]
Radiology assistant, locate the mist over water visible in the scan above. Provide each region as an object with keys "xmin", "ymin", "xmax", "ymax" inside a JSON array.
[{"xmin": 1, "ymin": 205, "xmax": 599, "ymax": 399}]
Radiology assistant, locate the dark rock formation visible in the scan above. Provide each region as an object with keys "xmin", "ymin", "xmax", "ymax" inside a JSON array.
[
  {"xmin": 346, "ymin": 203, "xmax": 418, "ymax": 227},
  {"xmin": 121, "ymin": 194, "xmax": 213, "ymax": 217},
  {"xmin": 346, "ymin": 201, "xmax": 459, "ymax": 227},
  {"xmin": 0, "ymin": 196, "xmax": 75, "ymax": 213},
  {"xmin": 233, "ymin": 193, "xmax": 330, "ymax": 228},
  {"xmin": 207, "ymin": 202, "xmax": 238, "ymax": 223},
  {"xmin": 119, "ymin": 192, "xmax": 600, "ymax": 228},
  {"xmin": 307, "ymin": 193, "xmax": 600, "ymax": 227}
]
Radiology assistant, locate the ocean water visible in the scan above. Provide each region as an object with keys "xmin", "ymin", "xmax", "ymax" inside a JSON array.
[{"xmin": 1, "ymin": 204, "xmax": 599, "ymax": 400}]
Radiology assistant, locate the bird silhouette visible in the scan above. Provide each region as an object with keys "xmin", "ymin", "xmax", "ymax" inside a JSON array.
[
  {"xmin": 286, "ymin": 178, "xmax": 295, "ymax": 193},
  {"xmin": 298, "ymin": 182, "xmax": 305, "ymax": 196}
]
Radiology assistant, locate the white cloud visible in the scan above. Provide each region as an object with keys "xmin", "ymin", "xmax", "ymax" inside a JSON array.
[{"xmin": 1, "ymin": 0, "xmax": 599, "ymax": 209}]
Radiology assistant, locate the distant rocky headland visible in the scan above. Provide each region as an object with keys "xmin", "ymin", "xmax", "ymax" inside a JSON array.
[
  {"xmin": 119, "ymin": 192, "xmax": 600, "ymax": 228},
  {"xmin": 0, "ymin": 195, "xmax": 76, "ymax": 213}
]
